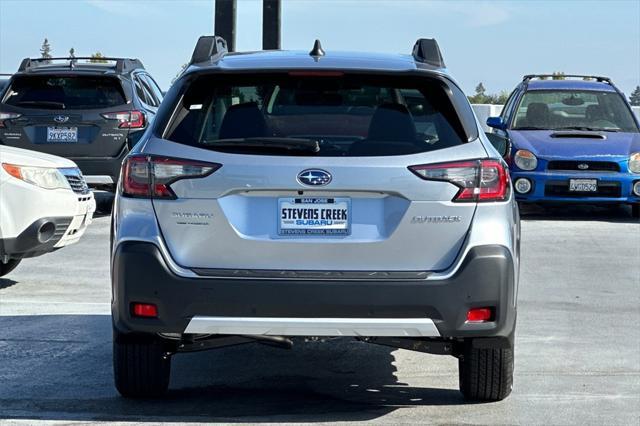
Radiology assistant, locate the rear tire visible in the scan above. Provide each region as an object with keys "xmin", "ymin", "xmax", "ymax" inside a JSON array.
[
  {"xmin": 459, "ymin": 341, "xmax": 514, "ymax": 401},
  {"xmin": 0, "ymin": 259, "xmax": 21, "ymax": 277},
  {"xmin": 113, "ymin": 330, "xmax": 172, "ymax": 398}
]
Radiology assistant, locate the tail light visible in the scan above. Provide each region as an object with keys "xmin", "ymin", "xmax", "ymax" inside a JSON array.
[
  {"xmin": 0, "ymin": 112, "xmax": 21, "ymax": 128},
  {"xmin": 409, "ymin": 159, "xmax": 509, "ymax": 202},
  {"xmin": 101, "ymin": 110, "xmax": 145, "ymax": 129},
  {"xmin": 121, "ymin": 155, "xmax": 221, "ymax": 199}
]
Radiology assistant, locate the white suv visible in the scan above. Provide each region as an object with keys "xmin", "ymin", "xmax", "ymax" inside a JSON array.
[{"xmin": 0, "ymin": 145, "xmax": 95, "ymax": 276}]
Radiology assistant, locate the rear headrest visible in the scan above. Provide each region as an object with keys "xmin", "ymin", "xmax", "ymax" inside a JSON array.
[
  {"xmin": 218, "ymin": 102, "xmax": 268, "ymax": 139},
  {"xmin": 367, "ymin": 103, "xmax": 416, "ymax": 142}
]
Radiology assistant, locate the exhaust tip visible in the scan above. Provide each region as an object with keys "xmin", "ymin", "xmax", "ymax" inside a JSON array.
[{"xmin": 37, "ymin": 222, "xmax": 56, "ymax": 243}]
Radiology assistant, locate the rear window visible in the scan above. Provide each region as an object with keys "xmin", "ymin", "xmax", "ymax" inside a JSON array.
[
  {"xmin": 164, "ymin": 73, "xmax": 468, "ymax": 156},
  {"xmin": 2, "ymin": 75, "xmax": 126, "ymax": 110}
]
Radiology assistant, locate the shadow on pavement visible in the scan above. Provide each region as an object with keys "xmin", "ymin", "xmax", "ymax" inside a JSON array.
[
  {"xmin": 0, "ymin": 315, "xmax": 468, "ymax": 423},
  {"xmin": 519, "ymin": 202, "xmax": 638, "ymax": 223},
  {"xmin": 0, "ymin": 278, "xmax": 18, "ymax": 290}
]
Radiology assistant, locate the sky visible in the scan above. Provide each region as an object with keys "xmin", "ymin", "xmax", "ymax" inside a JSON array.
[{"xmin": 0, "ymin": 0, "xmax": 638, "ymax": 97}]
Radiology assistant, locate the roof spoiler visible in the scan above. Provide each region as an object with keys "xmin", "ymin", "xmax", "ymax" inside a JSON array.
[
  {"xmin": 412, "ymin": 38, "xmax": 445, "ymax": 68},
  {"xmin": 189, "ymin": 36, "xmax": 228, "ymax": 65},
  {"xmin": 17, "ymin": 57, "xmax": 144, "ymax": 73},
  {"xmin": 523, "ymin": 74, "xmax": 611, "ymax": 83}
]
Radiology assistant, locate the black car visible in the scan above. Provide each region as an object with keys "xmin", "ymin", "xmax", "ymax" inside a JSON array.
[{"xmin": 0, "ymin": 57, "xmax": 163, "ymax": 191}]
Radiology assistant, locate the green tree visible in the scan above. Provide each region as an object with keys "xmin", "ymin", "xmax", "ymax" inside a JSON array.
[
  {"xmin": 629, "ymin": 86, "xmax": 640, "ymax": 107},
  {"xmin": 90, "ymin": 52, "xmax": 107, "ymax": 63},
  {"xmin": 469, "ymin": 82, "xmax": 489, "ymax": 104},
  {"xmin": 69, "ymin": 47, "xmax": 75, "ymax": 58},
  {"xmin": 552, "ymin": 71, "xmax": 566, "ymax": 80},
  {"xmin": 40, "ymin": 38, "xmax": 52, "ymax": 59}
]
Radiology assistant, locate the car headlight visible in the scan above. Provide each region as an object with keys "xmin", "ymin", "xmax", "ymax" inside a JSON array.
[
  {"xmin": 1, "ymin": 163, "xmax": 71, "ymax": 190},
  {"xmin": 629, "ymin": 153, "xmax": 640, "ymax": 174},
  {"xmin": 514, "ymin": 150, "xmax": 538, "ymax": 171}
]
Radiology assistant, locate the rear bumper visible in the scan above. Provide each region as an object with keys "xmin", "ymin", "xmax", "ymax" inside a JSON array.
[
  {"xmin": 111, "ymin": 242, "xmax": 517, "ymax": 340},
  {"xmin": 70, "ymin": 146, "xmax": 127, "ymax": 189},
  {"xmin": 512, "ymin": 170, "xmax": 640, "ymax": 203}
]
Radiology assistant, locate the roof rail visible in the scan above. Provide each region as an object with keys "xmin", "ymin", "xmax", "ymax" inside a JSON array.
[
  {"xmin": 189, "ymin": 36, "xmax": 228, "ymax": 65},
  {"xmin": 412, "ymin": 38, "xmax": 445, "ymax": 68},
  {"xmin": 522, "ymin": 74, "xmax": 611, "ymax": 83},
  {"xmin": 17, "ymin": 57, "xmax": 144, "ymax": 73}
]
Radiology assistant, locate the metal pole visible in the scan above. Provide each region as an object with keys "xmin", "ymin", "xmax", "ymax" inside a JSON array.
[
  {"xmin": 215, "ymin": 0, "xmax": 237, "ymax": 52},
  {"xmin": 262, "ymin": 0, "xmax": 281, "ymax": 50}
]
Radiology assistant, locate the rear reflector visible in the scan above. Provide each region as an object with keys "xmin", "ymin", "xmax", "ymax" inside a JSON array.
[
  {"xmin": 466, "ymin": 308, "xmax": 494, "ymax": 322},
  {"xmin": 101, "ymin": 110, "xmax": 145, "ymax": 129},
  {"xmin": 132, "ymin": 303, "xmax": 158, "ymax": 318},
  {"xmin": 409, "ymin": 159, "xmax": 509, "ymax": 202},
  {"xmin": 121, "ymin": 155, "xmax": 221, "ymax": 199}
]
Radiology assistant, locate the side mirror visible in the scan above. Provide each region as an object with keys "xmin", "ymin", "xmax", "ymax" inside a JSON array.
[
  {"xmin": 485, "ymin": 132, "xmax": 511, "ymax": 158},
  {"xmin": 486, "ymin": 116, "xmax": 507, "ymax": 130}
]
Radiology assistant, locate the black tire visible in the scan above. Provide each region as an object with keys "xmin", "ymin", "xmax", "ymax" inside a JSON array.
[
  {"xmin": 0, "ymin": 259, "xmax": 21, "ymax": 277},
  {"xmin": 459, "ymin": 341, "xmax": 514, "ymax": 401},
  {"xmin": 113, "ymin": 330, "xmax": 172, "ymax": 398},
  {"xmin": 631, "ymin": 203, "xmax": 640, "ymax": 220}
]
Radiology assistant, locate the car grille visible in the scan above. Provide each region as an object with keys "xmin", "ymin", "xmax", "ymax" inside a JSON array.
[
  {"xmin": 547, "ymin": 161, "xmax": 620, "ymax": 172},
  {"xmin": 544, "ymin": 181, "xmax": 621, "ymax": 198},
  {"xmin": 60, "ymin": 169, "xmax": 90, "ymax": 194}
]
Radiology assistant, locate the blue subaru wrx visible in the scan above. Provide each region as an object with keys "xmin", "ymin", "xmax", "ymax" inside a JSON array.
[{"xmin": 486, "ymin": 75, "xmax": 640, "ymax": 218}]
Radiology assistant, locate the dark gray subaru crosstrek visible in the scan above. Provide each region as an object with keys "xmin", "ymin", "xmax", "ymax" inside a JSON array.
[{"xmin": 111, "ymin": 36, "xmax": 520, "ymax": 401}]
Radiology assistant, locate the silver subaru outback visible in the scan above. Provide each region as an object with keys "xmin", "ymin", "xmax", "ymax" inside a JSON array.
[{"xmin": 111, "ymin": 36, "xmax": 520, "ymax": 401}]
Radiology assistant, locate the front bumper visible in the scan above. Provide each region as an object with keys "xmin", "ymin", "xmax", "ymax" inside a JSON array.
[
  {"xmin": 511, "ymin": 170, "xmax": 640, "ymax": 203},
  {"xmin": 0, "ymin": 211, "xmax": 92, "ymax": 259},
  {"xmin": 111, "ymin": 242, "xmax": 517, "ymax": 340}
]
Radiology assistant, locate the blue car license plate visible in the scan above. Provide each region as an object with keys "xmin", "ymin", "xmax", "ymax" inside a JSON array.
[{"xmin": 569, "ymin": 179, "xmax": 597, "ymax": 192}]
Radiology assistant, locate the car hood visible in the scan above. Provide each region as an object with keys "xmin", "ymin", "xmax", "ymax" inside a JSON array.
[
  {"xmin": 509, "ymin": 130, "xmax": 640, "ymax": 160},
  {"xmin": 0, "ymin": 145, "xmax": 77, "ymax": 168}
]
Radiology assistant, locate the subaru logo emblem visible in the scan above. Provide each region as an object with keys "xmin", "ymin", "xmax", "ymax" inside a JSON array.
[
  {"xmin": 53, "ymin": 115, "xmax": 69, "ymax": 123},
  {"xmin": 297, "ymin": 169, "xmax": 332, "ymax": 186},
  {"xmin": 577, "ymin": 163, "xmax": 589, "ymax": 170}
]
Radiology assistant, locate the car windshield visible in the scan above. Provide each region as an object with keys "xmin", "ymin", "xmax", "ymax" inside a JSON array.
[
  {"xmin": 2, "ymin": 75, "xmax": 126, "ymax": 110},
  {"xmin": 512, "ymin": 89, "xmax": 639, "ymax": 133},
  {"xmin": 164, "ymin": 73, "xmax": 469, "ymax": 156}
]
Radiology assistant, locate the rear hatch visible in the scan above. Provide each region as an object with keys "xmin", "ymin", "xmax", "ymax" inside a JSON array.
[
  {"xmin": 134, "ymin": 72, "xmax": 496, "ymax": 273},
  {"xmin": 0, "ymin": 74, "xmax": 131, "ymax": 158}
]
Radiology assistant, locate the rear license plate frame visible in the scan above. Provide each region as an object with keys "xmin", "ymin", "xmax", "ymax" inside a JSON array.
[
  {"xmin": 278, "ymin": 197, "xmax": 351, "ymax": 236},
  {"xmin": 46, "ymin": 126, "xmax": 78, "ymax": 143}
]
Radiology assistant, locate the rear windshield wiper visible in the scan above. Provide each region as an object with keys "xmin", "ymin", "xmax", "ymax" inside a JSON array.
[
  {"xmin": 207, "ymin": 137, "xmax": 320, "ymax": 154},
  {"xmin": 17, "ymin": 100, "xmax": 66, "ymax": 109}
]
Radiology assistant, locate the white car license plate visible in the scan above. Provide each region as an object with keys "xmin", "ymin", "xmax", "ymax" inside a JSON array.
[
  {"xmin": 47, "ymin": 127, "xmax": 78, "ymax": 143},
  {"xmin": 279, "ymin": 197, "xmax": 350, "ymax": 235},
  {"xmin": 569, "ymin": 179, "xmax": 598, "ymax": 192}
]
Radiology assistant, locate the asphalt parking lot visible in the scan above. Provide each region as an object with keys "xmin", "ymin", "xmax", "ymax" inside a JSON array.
[{"xmin": 0, "ymin": 205, "xmax": 638, "ymax": 425}]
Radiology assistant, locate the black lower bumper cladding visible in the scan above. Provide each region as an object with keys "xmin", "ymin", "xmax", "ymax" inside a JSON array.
[
  {"xmin": 0, "ymin": 217, "xmax": 72, "ymax": 259},
  {"xmin": 112, "ymin": 242, "xmax": 516, "ymax": 341}
]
